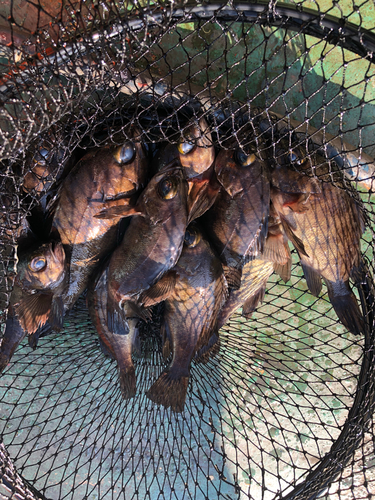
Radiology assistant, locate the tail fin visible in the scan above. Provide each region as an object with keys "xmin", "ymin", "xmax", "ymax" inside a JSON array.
[
  {"xmin": 118, "ymin": 365, "xmax": 136, "ymax": 399},
  {"xmin": 146, "ymin": 370, "xmax": 189, "ymax": 413},
  {"xmin": 325, "ymin": 279, "xmax": 365, "ymax": 336},
  {"xmin": 351, "ymin": 259, "xmax": 375, "ymax": 337},
  {"xmin": 0, "ymin": 315, "xmax": 27, "ymax": 372}
]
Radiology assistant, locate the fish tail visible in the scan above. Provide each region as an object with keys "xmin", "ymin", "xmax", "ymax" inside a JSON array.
[
  {"xmin": 351, "ymin": 259, "xmax": 375, "ymax": 335},
  {"xmin": 146, "ymin": 370, "xmax": 189, "ymax": 413},
  {"xmin": 325, "ymin": 279, "xmax": 365, "ymax": 336},
  {"xmin": 0, "ymin": 315, "xmax": 27, "ymax": 372},
  {"xmin": 118, "ymin": 364, "xmax": 137, "ymax": 399}
]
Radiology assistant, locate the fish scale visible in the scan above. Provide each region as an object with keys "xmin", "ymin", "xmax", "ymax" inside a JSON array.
[{"xmin": 271, "ymin": 149, "xmax": 366, "ymax": 336}]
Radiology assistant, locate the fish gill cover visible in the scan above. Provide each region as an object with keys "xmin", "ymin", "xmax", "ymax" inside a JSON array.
[{"xmin": 0, "ymin": 1, "xmax": 375, "ymax": 499}]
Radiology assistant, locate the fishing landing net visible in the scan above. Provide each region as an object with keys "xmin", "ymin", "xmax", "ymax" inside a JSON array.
[{"xmin": 0, "ymin": 1, "xmax": 375, "ymax": 499}]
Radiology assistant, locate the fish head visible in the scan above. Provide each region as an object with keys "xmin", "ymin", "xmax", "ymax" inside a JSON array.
[
  {"xmin": 139, "ymin": 167, "xmax": 189, "ymax": 224},
  {"xmin": 16, "ymin": 241, "xmax": 66, "ymax": 292},
  {"xmin": 23, "ymin": 144, "xmax": 65, "ymax": 195},
  {"xmin": 153, "ymin": 142, "xmax": 180, "ymax": 173},
  {"xmin": 215, "ymin": 146, "xmax": 259, "ymax": 197},
  {"xmin": 110, "ymin": 129, "xmax": 149, "ymax": 194},
  {"xmin": 271, "ymin": 142, "xmax": 320, "ymax": 194},
  {"xmin": 177, "ymin": 117, "xmax": 215, "ymax": 179}
]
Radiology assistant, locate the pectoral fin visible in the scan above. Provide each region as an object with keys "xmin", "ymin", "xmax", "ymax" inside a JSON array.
[
  {"xmin": 139, "ymin": 272, "xmax": 177, "ymax": 307},
  {"xmin": 242, "ymin": 284, "xmax": 266, "ymax": 319},
  {"xmin": 301, "ymin": 262, "xmax": 322, "ymax": 297},
  {"xmin": 222, "ymin": 265, "xmax": 242, "ymax": 290},
  {"xmin": 15, "ymin": 293, "xmax": 53, "ymax": 334},
  {"xmin": 187, "ymin": 180, "xmax": 220, "ymax": 223},
  {"xmin": 280, "ymin": 215, "xmax": 309, "ymax": 257}
]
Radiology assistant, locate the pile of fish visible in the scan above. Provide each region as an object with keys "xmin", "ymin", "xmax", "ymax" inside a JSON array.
[{"xmin": 0, "ymin": 112, "xmax": 373, "ymax": 413}]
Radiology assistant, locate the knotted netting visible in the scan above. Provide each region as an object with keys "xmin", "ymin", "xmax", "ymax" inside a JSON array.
[{"xmin": 0, "ymin": 1, "xmax": 375, "ymax": 499}]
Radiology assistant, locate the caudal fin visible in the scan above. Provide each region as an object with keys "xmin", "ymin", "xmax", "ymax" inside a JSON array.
[
  {"xmin": 325, "ymin": 279, "xmax": 365, "ymax": 336},
  {"xmin": 118, "ymin": 365, "xmax": 136, "ymax": 399},
  {"xmin": 146, "ymin": 371, "xmax": 189, "ymax": 413},
  {"xmin": 0, "ymin": 315, "xmax": 27, "ymax": 372}
]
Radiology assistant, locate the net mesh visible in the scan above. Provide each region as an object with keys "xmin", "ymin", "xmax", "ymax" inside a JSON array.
[{"xmin": 0, "ymin": 1, "xmax": 375, "ymax": 499}]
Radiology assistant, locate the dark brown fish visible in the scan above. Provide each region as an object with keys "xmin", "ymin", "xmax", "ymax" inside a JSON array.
[
  {"xmin": 94, "ymin": 166, "xmax": 189, "ymax": 397},
  {"xmin": 139, "ymin": 223, "xmax": 227, "ymax": 412},
  {"xmin": 87, "ymin": 263, "xmax": 143, "ymax": 398},
  {"xmin": 22, "ymin": 130, "xmax": 76, "ymax": 221},
  {"xmin": 52, "ymin": 130, "xmax": 148, "ymax": 313},
  {"xmin": 217, "ymin": 212, "xmax": 291, "ymax": 329},
  {"xmin": 0, "ymin": 240, "xmax": 67, "ymax": 372},
  {"xmin": 203, "ymin": 144, "xmax": 270, "ymax": 289},
  {"xmin": 154, "ymin": 117, "xmax": 218, "ymax": 222},
  {"xmin": 271, "ymin": 147, "xmax": 366, "ymax": 335}
]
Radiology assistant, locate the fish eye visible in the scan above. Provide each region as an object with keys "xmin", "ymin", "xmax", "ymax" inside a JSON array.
[
  {"xmin": 34, "ymin": 148, "xmax": 49, "ymax": 164},
  {"xmin": 158, "ymin": 176, "xmax": 179, "ymax": 200},
  {"xmin": 235, "ymin": 149, "xmax": 256, "ymax": 167},
  {"xmin": 178, "ymin": 140, "xmax": 195, "ymax": 155},
  {"xmin": 29, "ymin": 256, "xmax": 47, "ymax": 272},
  {"xmin": 184, "ymin": 227, "xmax": 201, "ymax": 247},
  {"xmin": 288, "ymin": 150, "xmax": 306, "ymax": 165},
  {"xmin": 114, "ymin": 142, "xmax": 136, "ymax": 165}
]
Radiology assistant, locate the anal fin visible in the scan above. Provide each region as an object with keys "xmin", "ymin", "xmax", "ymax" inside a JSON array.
[
  {"xmin": 118, "ymin": 365, "xmax": 136, "ymax": 399},
  {"xmin": 242, "ymin": 284, "xmax": 266, "ymax": 319},
  {"xmin": 302, "ymin": 262, "xmax": 322, "ymax": 297}
]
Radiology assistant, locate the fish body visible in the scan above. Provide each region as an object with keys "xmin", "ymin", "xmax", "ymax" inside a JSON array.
[
  {"xmin": 256, "ymin": 109, "xmax": 375, "ymax": 192},
  {"xmin": 87, "ymin": 263, "xmax": 142, "ymax": 398},
  {"xmin": 271, "ymin": 150, "xmax": 366, "ymax": 335},
  {"xmin": 154, "ymin": 117, "xmax": 218, "ymax": 221},
  {"xmin": 203, "ymin": 146, "xmax": 270, "ymax": 288},
  {"xmin": 142, "ymin": 224, "xmax": 228, "ymax": 412},
  {"xmin": 100, "ymin": 167, "xmax": 189, "ymax": 306},
  {"xmin": 52, "ymin": 132, "xmax": 148, "ymax": 312},
  {"xmin": 217, "ymin": 211, "xmax": 291, "ymax": 329},
  {"xmin": 0, "ymin": 240, "xmax": 67, "ymax": 372},
  {"xmin": 94, "ymin": 167, "xmax": 189, "ymax": 396}
]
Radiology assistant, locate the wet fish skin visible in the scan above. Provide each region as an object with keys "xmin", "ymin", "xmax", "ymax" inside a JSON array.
[
  {"xmin": 52, "ymin": 130, "xmax": 149, "ymax": 313},
  {"xmin": 271, "ymin": 150, "xmax": 366, "ymax": 335},
  {"xmin": 94, "ymin": 167, "xmax": 188, "ymax": 394},
  {"xmin": 256, "ymin": 108, "xmax": 375, "ymax": 192},
  {"xmin": 87, "ymin": 263, "xmax": 142, "ymax": 399},
  {"xmin": 0, "ymin": 240, "xmax": 67, "ymax": 371},
  {"xmin": 102, "ymin": 167, "xmax": 189, "ymax": 306},
  {"xmin": 154, "ymin": 118, "xmax": 217, "ymax": 221},
  {"xmin": 143, "ymin": 223, "xmax": 228, "ymax": 413},
  {"xmin": 203, "ymin": 145, "xmax": 270, "ymax": 288}
]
